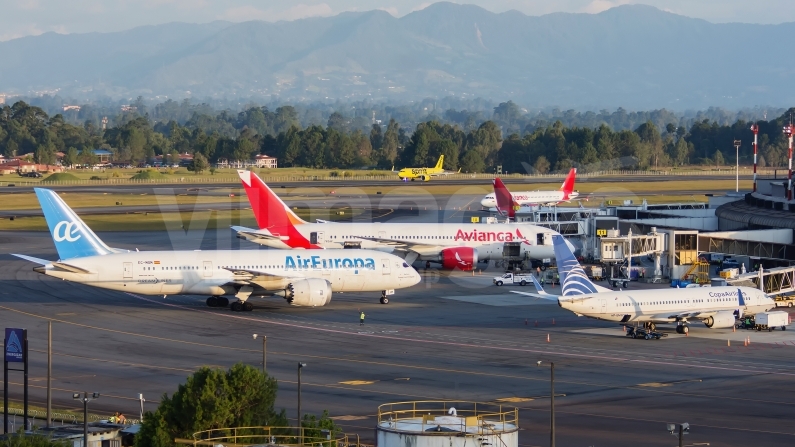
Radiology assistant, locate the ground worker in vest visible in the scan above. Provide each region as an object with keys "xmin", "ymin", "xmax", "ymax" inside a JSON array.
[{"xmin": 360, "ymin": 310, "xmax": 365, "ymax": 326}]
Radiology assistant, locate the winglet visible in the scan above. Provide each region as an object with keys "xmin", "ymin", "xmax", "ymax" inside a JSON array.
[
  {"xmin": 530, "ymin": 274, "xmax": 551, "ymax": 295},
  {"xmin": 738, "ymin": 288, "xmax": 746, "ymax": 306}
]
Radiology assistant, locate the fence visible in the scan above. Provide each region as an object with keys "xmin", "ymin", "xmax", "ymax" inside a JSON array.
[
  {"xmin": 1, "ymin": 407, "xmax": 139, "ymax": 429},
  {"xmin": 0, "ymin": 167, "xmax": 779, "ymax": 187}
]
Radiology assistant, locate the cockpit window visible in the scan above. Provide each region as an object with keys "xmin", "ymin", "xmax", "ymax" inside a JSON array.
[{"xmin": 402, "ymin": 262, "xmax": 410, "ymax": 268}]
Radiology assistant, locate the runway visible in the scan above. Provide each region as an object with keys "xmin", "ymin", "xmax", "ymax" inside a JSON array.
[{"xmin": 2, "ymin": 230, "xmax": 795, "ymax": 446}]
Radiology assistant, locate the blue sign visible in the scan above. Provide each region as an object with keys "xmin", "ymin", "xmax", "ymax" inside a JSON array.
[{"xmin": 4, "ymin": 328, "xmax": 25, "ymax": 363}]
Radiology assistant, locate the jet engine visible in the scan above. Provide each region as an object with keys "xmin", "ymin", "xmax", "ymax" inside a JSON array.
[
  {"xmin": 704, "ymin": 311, "xmax": 736, "ymax": 329},
  {"xmin": 440, "ymin": 247, "xmax": 478, "ymax": 271},
  {"xmin": 280, "ymin": 278, "xmax": 332, "ymax": 307}
]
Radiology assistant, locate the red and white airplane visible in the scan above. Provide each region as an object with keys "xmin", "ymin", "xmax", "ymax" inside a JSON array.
[
  {"xmin": 480, "ymin": 168, "xmax": 579, "ymax": 213},
  {"xmin": 233, "ymin": 170, "xmax": 573, "ymax": 272}
]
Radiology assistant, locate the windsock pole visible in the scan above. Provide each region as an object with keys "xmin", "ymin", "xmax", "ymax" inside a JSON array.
[
  {"xmin": 786, "ymin": 124, "xmax": 795, "ymax": 201},
  {"xmin": 751, "ymin": 123, "xmax": 759, "ymax": 192}
]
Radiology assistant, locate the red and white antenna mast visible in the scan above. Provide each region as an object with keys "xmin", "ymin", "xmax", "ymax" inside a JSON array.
[
  {"xmin": 784, "ymin": 122, "xmax": 794, "ymax": 201},
  {"xmin": 751, "ymin": 123, "xmax": 759, "ymax": 192}
]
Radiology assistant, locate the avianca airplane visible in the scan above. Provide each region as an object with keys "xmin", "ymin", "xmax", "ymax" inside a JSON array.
[
  {"xmin": 480, "ymin": 168, "xmax": 579, "ymax": 213},
  {"xmin": 233, "ymin": 170, "xmax": 574, "ymax": 271},
  {"xmin": 12, "ymin": 189, "xmax": 420, "ymax": 309},
  {"xmin": 397, "ymin": 155, "xmax": 460, "ymax": 181},
  {"xmin": 513, "ymin": 235, "xmax": 775, "ymax": 334}
]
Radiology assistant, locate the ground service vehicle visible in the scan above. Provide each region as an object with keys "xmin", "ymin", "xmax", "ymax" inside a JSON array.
[
  {"xmin": 626, "ymin": 326, "xmax": 667, "ymax": 340},
  {"xmin": 754, "ymin": 311, "xmax": 789, "ymax": 331},
  {"xmin": 493, "ymin": 272, "xmax": 536, "ymax": 286}
]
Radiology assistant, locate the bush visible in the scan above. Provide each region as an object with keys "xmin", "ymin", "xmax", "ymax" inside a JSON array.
[
  {"xmin": 89, "ymin": 175, "xmax": 103, "ymax": 180},
  {"xmin": 41, "ymin": 173, "xmax": 80, "ymax": 182},
  {"xmin": 111, "ymin": 171, "xmax": 121, "ymax": 178},
  {"xmin": 131, "ymin": 169, "xmax": 166, "ymax": 180},
  {"xmin": 329, "ymin": 171, "xmax": 340, "ymax": 177}
]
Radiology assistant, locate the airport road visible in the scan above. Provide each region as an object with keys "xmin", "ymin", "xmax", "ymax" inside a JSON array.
[{"xmin": 1, "ymin": 231, "xmax": 795, "ymax": 446}]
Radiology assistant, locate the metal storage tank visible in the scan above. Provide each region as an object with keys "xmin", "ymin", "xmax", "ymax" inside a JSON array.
[{"xmin": 376, "ymin": 401, "xmax": 519, "ymax": 447}]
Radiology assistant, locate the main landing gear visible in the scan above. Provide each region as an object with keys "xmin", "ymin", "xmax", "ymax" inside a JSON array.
[
  {"xmin": 230, "ymin": 301, "xmax": 254, "ymax": 312},
  {"xmin": 206, "ymin": 296, "xmax": 229, "ymax": 308},
  {"xmin": 675, "ymin": 323, "xmax": 689, "ymax": 335}
]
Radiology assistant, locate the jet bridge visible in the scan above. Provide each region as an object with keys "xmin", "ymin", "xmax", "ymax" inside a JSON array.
[
  {"xmin": 727, "ymin": 266, "xmax": 795, "ymax": 296},
  {"xmin": 599, "ymin": 228, "xmax": 666, "ymax": 278}
]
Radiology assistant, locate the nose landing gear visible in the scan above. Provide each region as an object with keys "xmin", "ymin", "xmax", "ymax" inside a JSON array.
[{"xmin": 380, "ymin": 289, "xmax": 393, "ymax": 304}]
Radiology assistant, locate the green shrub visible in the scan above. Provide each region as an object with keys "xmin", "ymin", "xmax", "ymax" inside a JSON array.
[
  {"xmin": 41, "ymin": 173, "xmax": 80, "ymax": 182},
  {"xmin": 130, "ymin": 170, "xmax": 166, "ymax": 180}
]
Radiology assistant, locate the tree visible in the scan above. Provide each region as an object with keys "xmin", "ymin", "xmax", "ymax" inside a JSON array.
[
  {"xmin": 80, "ymin": 148, "xmax": 98, "ymax": 166},
  {"xmin": 63, "ymin": 147, "xmax": 78, "ymax": 167},
  {"xmin": 369, "ymin": 124, "xmax": 383, "ymax": 151},
  {"xmin": 189, "ymin": 153, "xmax": 209, "ymax": 173},
  {"xmin": 714, "ymin": 150, "xmax": 725, "ymax": 167},
  {"xmin": 534, "ymin": 155, "xmax": 550, "ymax": 174},
  {"xmin": 327, "ymin": 112, "xmax": 346, "ymax": 133},
  {"xmin": 459, "ymin": 149, "xmax": 485, "ymax": 173},
  {"xmin": 135, "ymin": 364, "xmax": 287, "ymax": 447}
]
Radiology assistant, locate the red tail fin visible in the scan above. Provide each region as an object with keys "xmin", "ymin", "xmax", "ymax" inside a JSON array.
[
  {"xmin": 493, "ymin": 177, "xmax": 518, "ymax": 219},
  {"xmin": 237, "ymin": 170, "xmax": 316, "ymax": 248},
  {"xmin": 559, "ymin": 168, "xmax": 577, "ymax": 199}
]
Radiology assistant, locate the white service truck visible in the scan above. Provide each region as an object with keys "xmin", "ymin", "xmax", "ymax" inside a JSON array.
[
  {"xmin": 493, "ymin": 272, "xmax": 536, "ymax": 286},
  {"xmin": 754, "ymin": 311, "xmax": 789, "ymax": 331}
]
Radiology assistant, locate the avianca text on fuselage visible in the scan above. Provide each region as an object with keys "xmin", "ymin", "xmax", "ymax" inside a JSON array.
[{"xmin": 454, "ymin": 228, "xmax": 524, "ymax": 242}]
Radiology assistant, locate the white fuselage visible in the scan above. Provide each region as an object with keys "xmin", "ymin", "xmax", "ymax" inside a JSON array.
[
  {"xmin": 38, "ymin": 250, "xmax": 419, "ymax": 297},
  {"xmin": 245, "ymin": 222, "xmax": 560, "ymax": 261},
  {"xmin": 559, "ymin": 286, "xmax": 774, "ymax": 324},
  {"xmin": 481, "ymin": 191, "xmax": 579, "ymax": 208}
]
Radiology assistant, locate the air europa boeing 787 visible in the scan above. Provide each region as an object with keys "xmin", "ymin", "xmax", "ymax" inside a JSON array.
[
  {"xmin": 12, "ymin": 189, "xmax": 420, "ymax": 310},
  {"xmin": 232, "ymin": 170, "xmax": 574, "ymax": 281}
]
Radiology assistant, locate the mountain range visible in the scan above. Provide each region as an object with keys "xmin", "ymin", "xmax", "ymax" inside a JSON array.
[{"xmin": 2, "ymin": 2, "xmax": 795, "ymax": 109}]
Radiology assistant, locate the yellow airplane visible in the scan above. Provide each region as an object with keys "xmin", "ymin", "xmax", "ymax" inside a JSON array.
[{"xmin": 396, "ymin": 155, "xmax": 460, "ymax": 181}]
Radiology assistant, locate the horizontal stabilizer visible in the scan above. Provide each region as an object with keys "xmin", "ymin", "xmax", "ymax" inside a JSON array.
[
  {"xmin": 52, "ymin": 262, "xmax": 94, "ymax": 274},
  {"xmin": 11, "ymin": 254, "xmax": 52, "ymax": 265},
  {"xmin": 511, "ymin": 291, "xmax": 559, "ymax": 301}
]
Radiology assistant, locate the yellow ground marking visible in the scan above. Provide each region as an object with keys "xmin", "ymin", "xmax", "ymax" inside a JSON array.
[
  {"xmin": 339, "ymin": 380, "xmax": 378, "ymax": 385},
  {"xmin": 495, "ymin": 397, "xmax": 534, "ymax": 402},
  {"xmin": 637, "ymin": 382, "xmax": 671, "ymax": 388},
  {"xmin": 331, "ymin": 415, "xmax": 370, "ymax": 421}
]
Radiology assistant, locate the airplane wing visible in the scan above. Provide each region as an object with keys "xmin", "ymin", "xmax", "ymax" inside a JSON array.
[
  {"xmin": 647, "ymin": 310, "xmax": 716, "ymax": 321},
  {"xmin": 354, "ymin": 236, "xmax": 446, "ymax": 254},
  {"xmin": 12, "ymin": 254, "xmax": 96, "ymax": 274},
  {"xmin": 232, "ymin": 226, "xmax": 289, "ymax": 243},
  {"xmin": 219, "ymin": 266, "xmax": 303, "ymax": 289}
]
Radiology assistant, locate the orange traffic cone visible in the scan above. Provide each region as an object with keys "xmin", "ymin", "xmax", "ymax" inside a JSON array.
[
  {"xmin": 727, "ymin": 340, "xmax": 730, "ymax": 347},
  {"xmin": 547, "ymin": 333, "xmax": 550, "ymax": 343},
  {"xmin": 747, "ymin": 337, "xmax": 751, "ymax": 346},
  {"xmin": 744, "ymin": 338, "xmax": 748, "ymax": 347}
]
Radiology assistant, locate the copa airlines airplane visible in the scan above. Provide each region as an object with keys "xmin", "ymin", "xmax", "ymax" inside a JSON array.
[
  {"xmin": 397, "ymin": 155, "xmax": 460, "ymax": 181},
  {"xmin": 12, "ymin": 189, "xmax": 420, "ymax": 310},
  {"xmin": 233, "ymin": 170, "xmax": 574, "ymax": 273},
  {"xmin": 513, "ymin": 235, "xmax": 775, "ymax": 334},
  {"xmin": 480, "ymin": 168, "xmax": 579, "ymax": 214}
]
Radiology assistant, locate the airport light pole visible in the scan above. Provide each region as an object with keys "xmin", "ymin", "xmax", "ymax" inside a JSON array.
[
  {"xmin": 253, "ymin": 334, "xmax": 266, "ymax": 374},
  {"xmin": 73, "ymin": 392, "xmax": 100, "ymax": 447},
  {"xmin": 297, "ymin": 363, "xmax": 306, "ymax": 433},
  {"xmin": 537, "ymin": 361, "xmax": 555, "ymax": 447},
  {"xmin": 734, "ymin": 140, "xmax": 742, "ymax": 192},
  {"xmin": 667, "ymin": 422, "xmax": 690, "ymax": 447}
]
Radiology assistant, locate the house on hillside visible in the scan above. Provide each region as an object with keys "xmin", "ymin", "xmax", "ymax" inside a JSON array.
[
  {"xmin": 215, "ymin": 154, "xmax": 278, "ymax": 169},
  {"xmin": 0, "ymin": 160, "xmax": 64, "ymax": 175},
  {"xmin": 78, "ymin": 149, "xmax": 113, "ymax": 163}
]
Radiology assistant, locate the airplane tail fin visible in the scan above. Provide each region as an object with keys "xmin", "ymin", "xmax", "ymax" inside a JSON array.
[
  {"xmin": 559, "ymin": 168, "xmax": 577, "ymax": 199},
  {"xmin": 738, "ymin": 288, "xmax": 746, "ymax": 306},
  {"xmin": 493, "ymin": 177, "xmax": 517, "ymax": 219},
  {"xmin": 237, "ymin": 170, "xmax": 307, "ymax": 230},
  {"xmin": 552, "ymin": 234, "xmax": 602, "ymax": 296},
  {"xmin": 435, "ymin": 155, "xmax": 444, "ymax": 170},
  {"xmin": 35, "ymin": 188, "xmax": 114, "ymax": 260}
]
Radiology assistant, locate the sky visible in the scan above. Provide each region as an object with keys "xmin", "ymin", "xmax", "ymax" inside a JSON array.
[{"xmin": 2, "ymin": 0, "xmax": 794, "ymax": 42}]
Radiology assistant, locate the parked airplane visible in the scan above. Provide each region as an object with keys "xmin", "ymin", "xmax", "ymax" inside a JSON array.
[
  {"xmin": 513, "ymin": 235, "xmax": 774, "ymax": 334},
  {"xmin": 12, "ymin": 189, "xmax": 421, "ymax": 310},
  {"xmin": 480, "ymin": 168, "xmax": 579, "ymax": 216},
  {"xmin": 397, "ymin": 155, "xmax": 459, "ymax": 181},
  {"xmin": 233, "ymin": 170, "xmax": 573, "ymax": 274}
]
